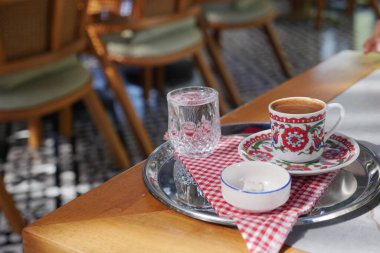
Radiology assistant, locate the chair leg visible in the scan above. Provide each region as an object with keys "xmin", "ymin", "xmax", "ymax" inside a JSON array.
[
  {"xmin": 193, "ymin": 50, "xmax": 229, "ymax": 115},
  {"xmin": 203, "ymin": 29, "xmax": 243, "ymax": 107},
  {"xmin": 0, "ymin": 123, "xmax": 11, "ymax": 163},
  {"xmin": 291, "ymin": 0, "xmax": 303, "ymax": 12},
  {"xmin": 142, "ymin": 67, "xmax": 153, "ymax": 100},
  {"xmin": 212, "ymin": 29, "xmax": 222, "ymax": 48},
  {"xmin": 83, "ymin": 89, "xmax": 130, "ymax": 169},
  {"xmin": 370, "ymin": 0, "xmax": 380, "ymax": 18},
  {"xmin": 315, "ymin": 0, "xmax": 325, "ymax": 30},
  {"xmin": 28, "ymin": 118, "xmax": 42, "ymax": 148},
  {"xmin": 102, "ymin": 62, "xmax": 155, "ymax": 156},
  {"xmin": 0, "ymin": 178, "xmax": 25, "ymax": 234},
  {"xmin": 345, "ymin": 0, "xmax": 355, "ymax": 14},
  {"xmin": 154, "ymin": 66, "xmax": 165, "ymax": 94},
  {"xmin": 262, "ymin": 23, "xmax": 293, "ymax": 78},
  {"xmin": 87, "ymin": 26, "xmax": 155, "ymax": 156},
  {"xmin": 59, "ymin": 107, "xmax": 72, "ymax": 139}
]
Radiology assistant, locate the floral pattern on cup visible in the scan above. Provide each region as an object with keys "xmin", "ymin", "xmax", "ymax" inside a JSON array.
[
  {"xmin": 281, "ymin": 127, "xmax": 308, "ymax": 152},
  {"xmin": 271, "ymin": 120, "xmax": 325, "ymax": 156},
  {"xmin": 269, "ymin": 112, "xmax": 326, "ymax": 123},
  {"xmin": 238, "ymin": 130, "xmax": 360, "ymax": 176}
]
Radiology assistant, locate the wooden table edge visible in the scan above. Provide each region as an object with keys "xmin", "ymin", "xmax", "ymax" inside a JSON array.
[{"xmin": 22, "ymin": 50, "xmax": 380, "ymax": 253}]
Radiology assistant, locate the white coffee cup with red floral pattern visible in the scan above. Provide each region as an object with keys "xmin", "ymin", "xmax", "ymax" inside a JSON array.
[{"xmin": 269, "ymin": 97, "xmax": 345, "ymax": 163}]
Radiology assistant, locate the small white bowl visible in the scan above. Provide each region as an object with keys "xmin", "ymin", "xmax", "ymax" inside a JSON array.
[{"xmin": 221, "ymin": 161, "xmax": 291, "ymax": 213}]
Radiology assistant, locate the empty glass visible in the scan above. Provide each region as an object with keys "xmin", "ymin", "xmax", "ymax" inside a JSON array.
[{"xmin": 167, "ymin": 86, "xmax": 221, "ymax": 157}]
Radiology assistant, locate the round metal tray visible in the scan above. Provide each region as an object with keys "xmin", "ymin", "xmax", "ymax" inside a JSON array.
[{"xmin": 143, "ymin": 123, "xmax": 380, "ymax": 226}]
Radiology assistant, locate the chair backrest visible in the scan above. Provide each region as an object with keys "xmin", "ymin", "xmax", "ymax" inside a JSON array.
[
  {"xmin": 0, "ymin": 0, "xmax": 88, "ymax": 75},
  {"xmin": 131, "ymin": 0, "xmax": 196, "ymax": 18},
  {"xmin": 87, "ymin": 0, "xmax": 200, "ymax": 32},
  {"xmin": 87, "ymin": 0, "xmax": 122, "ymax": 16}
]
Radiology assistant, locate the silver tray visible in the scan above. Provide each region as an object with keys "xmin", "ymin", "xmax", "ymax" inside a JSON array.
[{"xmin": 143, "ymin": 123, "xmax": 380, "ymax": 226}]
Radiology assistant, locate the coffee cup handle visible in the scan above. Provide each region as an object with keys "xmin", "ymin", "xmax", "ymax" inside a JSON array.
[{"xmin": 324, "ymin": 103, "xmax": 345, "ymax": 141}]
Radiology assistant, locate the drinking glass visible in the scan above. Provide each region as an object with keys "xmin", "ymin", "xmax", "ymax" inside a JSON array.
[
  {"xmin": 167, "ymin": 86, "xmax": 221, "ymax": 157},
  {"xmin": 173, "ymin": 160, "xmax": 208, "ymax": 207}
]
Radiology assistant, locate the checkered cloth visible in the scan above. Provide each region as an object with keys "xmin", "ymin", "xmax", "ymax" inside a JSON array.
[{"xmin": 178, "ymin": 136, "xmax": 337, "ymax": 253}]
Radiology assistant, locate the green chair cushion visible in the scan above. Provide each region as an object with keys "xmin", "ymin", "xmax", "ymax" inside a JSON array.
[
  {"xmin": 102, "ymin": 18, "xmax": 203, "ymax": 58},
  {"xmin": 0, "ymin": 56, "xmax": 90, "ymax": 110},
  {"xmin": 0, "ymin": 56, "xmax": 79, "ymax": 90},
  {"xmin": 202, "ymin": 0, "xmax": 275, "ymax": 25}
]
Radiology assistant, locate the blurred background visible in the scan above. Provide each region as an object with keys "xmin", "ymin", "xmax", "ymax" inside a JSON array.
[{"xmin": 0, "ymin": 0, "xmax": 378, "ymax": 252}]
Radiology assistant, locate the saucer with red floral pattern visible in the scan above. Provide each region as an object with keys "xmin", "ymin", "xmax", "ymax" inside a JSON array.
[{"xmin": 238, "ymin": 130, "xmax": 360, "ymax": 176}]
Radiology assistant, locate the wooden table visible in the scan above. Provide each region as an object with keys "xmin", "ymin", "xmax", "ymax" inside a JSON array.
[{"xmin": 23, "ymin": 50, "xmax": 380, "ymax": 253}]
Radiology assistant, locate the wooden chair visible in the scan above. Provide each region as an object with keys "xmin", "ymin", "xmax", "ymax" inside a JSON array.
[
  {"xmin": 201, "ymin": 0, "xmax": 293, "ymax": 78},
  {"xmin": 86, "ymin": 0, "xmax": 244, "ymax": 115},
  {"xmin": 0, "ymin": 0, "xmax": 131, "ymax": 233},
  {"xmin": 86, "ymin": 0, "xmax": 156, "ymax": 156},
  {"xmin": 314, "ymin": 0, "xmax": 380, "ymax": 30},
  {"xmin": 87, "ymin": 0, "xmax": 123, "ymax": 16}
]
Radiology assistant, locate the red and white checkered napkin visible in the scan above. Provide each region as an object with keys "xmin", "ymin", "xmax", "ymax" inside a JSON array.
[{"xmin": 177, "ymin": 136, "xmax": 337, "ymax": 253}]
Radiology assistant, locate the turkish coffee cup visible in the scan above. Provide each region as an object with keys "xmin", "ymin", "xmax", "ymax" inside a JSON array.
[{"xmin": 269, "ymin": 97, "xmax": 345, "ymax": 163}]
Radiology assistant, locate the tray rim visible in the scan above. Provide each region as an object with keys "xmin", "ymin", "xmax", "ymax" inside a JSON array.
[{"xmin": 143, "ymin": 123, "xmax": 380, "ymax": 227}]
